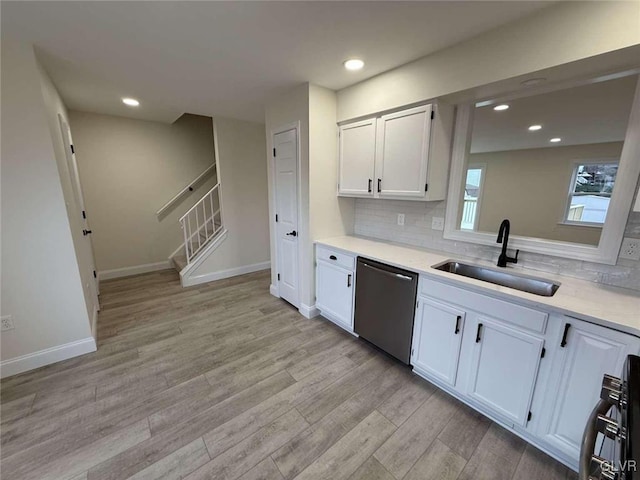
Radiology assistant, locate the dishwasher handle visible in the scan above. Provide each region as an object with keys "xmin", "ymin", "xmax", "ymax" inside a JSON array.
[{"xmin": 361, "ymin": 262, "xmax": 414, "ymax": 281}]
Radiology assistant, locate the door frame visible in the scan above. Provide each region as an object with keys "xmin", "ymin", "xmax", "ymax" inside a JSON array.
[{"xmin": 269, "ymin": 122, "xmax": 303, "ymax": 309}]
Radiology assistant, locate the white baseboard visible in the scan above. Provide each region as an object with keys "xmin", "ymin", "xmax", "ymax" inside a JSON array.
[
  {"xmin": 98, "ymin": 261, "xmax": 172, "ymax": 281},
  {"xmin": 0, "ymin": 337, "xmax": 97, "ymax": 378},
  {"xmin": 181, "ymin": 261, "xmax": 270, "ymax": 287},
  {"xmin": 269, "ymin": 284, "xmax": 279, "ymax": 298},
  {"xmin": 299, "ymin": 303, "xmax": 320, "ymax": 319}
]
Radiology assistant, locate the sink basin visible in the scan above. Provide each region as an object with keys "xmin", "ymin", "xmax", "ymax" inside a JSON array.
[{"xmin": 432, "ymin": 260, "xmax": 560, "ymax": 297}]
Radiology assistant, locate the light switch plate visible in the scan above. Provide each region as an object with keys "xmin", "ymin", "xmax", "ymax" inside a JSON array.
[{"xmin": 431, "ymin": 217, "xmax": 444, "ymax": 231}]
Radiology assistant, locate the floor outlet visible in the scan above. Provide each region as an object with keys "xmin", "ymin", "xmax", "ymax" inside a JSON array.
[
  {"xmin": 1, "ymin": 315, "xmax": 14, "ymax": 331},
  {"xmin": 620, "ymin": 237, "xmax": 640, "ymax": 260},
  {"xmin": 397, "ymin": 214, "xmax": 405, "ymax": 226}
]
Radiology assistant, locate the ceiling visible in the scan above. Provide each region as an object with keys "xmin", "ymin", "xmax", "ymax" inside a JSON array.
[
  {"xmin": 2, "ymin": 1, "xmax": 553, "ymax": 123},
  {"xmin": 470, "ymin": 74, "xmax": 638, "ymax": 153}
]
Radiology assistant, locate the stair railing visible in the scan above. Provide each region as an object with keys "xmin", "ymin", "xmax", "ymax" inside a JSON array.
[
  {"xmin": 179, "ymin": 183, "xmax": 223, "ymax": 264},
  {"xmin": 156, "ymin": 164, "xmax": 216, "ymax": 217}
]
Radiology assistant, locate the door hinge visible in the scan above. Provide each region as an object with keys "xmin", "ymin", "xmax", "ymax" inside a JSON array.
[
  {"xmin": 82, "ymin": 210, "xmax": 86, "ymax": 219},
  {"xmin": 541, "ymin": 347, "xmax": 546, "ymax": 359},
  {"xmin": 411, "ymin": 348, "xmax": 414, "ymax": 357},
  {"xmin": 416, "ymin": 300, "xmax": 419, "ymax": 309},
  {"xmin": 527, "ymin": 411, "xmax": 532, "ymax": 422},
  {"xmin": 93, "ymin": 270, "xmax": 97, "ymax": 279},
  {"xmin": 273, "ymin": 148, "xmax": 276, "ymax": 157},
  {"xmin": 430, "ymin": 110, "xmax": 435, "ymax": 120},
  {"xmin": 425, "ymin": 183, "xmax": 429, "ymax": 192},
  {"xmin": 70, "ymin": 144, "xmax": 75, "ymax": 154},
  {"xmin": 277, "ymin": 273, "xmax": 280, "ymax": 281},
  {"xmin": 275, "ymin": 214, "xmax": 278, "ymax": 222}
]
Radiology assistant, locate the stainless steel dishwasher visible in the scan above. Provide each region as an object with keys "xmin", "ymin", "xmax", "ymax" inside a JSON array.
[{"xmin": 354, "ymin": 257, "xmax": 418, "ymax": 364}]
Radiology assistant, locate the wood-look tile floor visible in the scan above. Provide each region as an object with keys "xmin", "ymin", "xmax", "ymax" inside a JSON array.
[{"xmin": 0, "ymin": 269, "xmax": 578, "ymax": 480}]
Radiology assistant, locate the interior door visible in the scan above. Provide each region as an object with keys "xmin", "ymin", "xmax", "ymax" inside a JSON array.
[
  {"xmin": 58, "ymin": 115, "xmax": 100, "ymax": 306},
  {"xmin": 273, "ymin": 128, "xmax": 299, "ymax": 307},
  {"xmin": 338, "ymin": 119, "xmax": 376, "ymax": 197},
  {"xmin": 376, "ymin": 104, "xmax": 432, "ymax": 198}
]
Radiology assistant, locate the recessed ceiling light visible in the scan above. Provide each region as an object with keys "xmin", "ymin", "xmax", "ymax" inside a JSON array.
[
  {"xmin": 122, "ymin": 97, "xmax": 140, "ymax": 107},
  {"xmin": 493, "ymin": 104, "xmax": 509, "ymax": 111},
  {"xmin": 528, "ymin": 125, "xmax": 542, "ymax": 131},
  {"xmin": 344, "ymin": 59, "xmax": 364, "ymax": 71},
  {"xmin": 550, "ymin": 137, "xmax": 562, "ymax": 143},
  {"xmin": 521, "ymin": 77, "xmax": 547, "ymax": 87}
]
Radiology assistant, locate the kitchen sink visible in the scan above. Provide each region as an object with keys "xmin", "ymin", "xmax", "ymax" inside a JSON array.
[{"xmin": 432, "ymin": 260, "xmax": 560, "ymax": 297}]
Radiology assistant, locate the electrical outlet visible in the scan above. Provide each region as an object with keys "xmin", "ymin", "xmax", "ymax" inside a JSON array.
[
  {"xmin": 397, "ymin": 214, "xmax": 405, "ymax": 226},
  {"xmin": 431, "ymin": 217, "xmax": 444, "ymax": 231},
  {"xmin": 620, "ymin": 237, "xmax": 640, "ymax": 260},
  {"xmin": 1, "ymin": 315, "xmax": 14, "ymax": 332}
]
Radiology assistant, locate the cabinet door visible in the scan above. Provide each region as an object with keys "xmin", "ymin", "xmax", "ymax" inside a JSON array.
[
  {"xmin": 538, "ymin": 319, "xmax": 640, "ymax": 460},
  {"xmin": 411, "ymin": 297, "xmax": 465, "ymax": 387},
  {"xmin": 338, "ymin": 119, "xmax": 376, "ymax": 197},
  {"xmin": 376, "ymin": 104, "xmax": 432, "ymax": 199},
  {"xmin": 467, "ymin": 317, "xmax": 544, "ymax": 426},
  {"xmin": 316, "ymin": 261, "xmax": 354, "ymax": 330}
]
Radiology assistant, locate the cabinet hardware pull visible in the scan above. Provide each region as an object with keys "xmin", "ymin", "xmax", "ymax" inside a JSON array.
[
  {"xmin": 329, "ymin": 255, "xmax": 337, "ymax": 260},
  {"xmin": 368, "ymin": 179, "xmax": 372, "ymax": 193},
  {"xmin": 377, "ymin": 178, "xmax": 381, "ymax": 193},
  {"xmin": 560, "ymin": 323, "xmax": 571, "ymax": 348},
  {"xmin": 454, "ymin": 315, "xmax": 461, "ymax": 334},
  {"xmin": 475, "ymin": 323, "xmax": 483, "ymax": 343},
  {"xmin": 347, "ymin": 274, "xmax": 352, "ymax": 287}
]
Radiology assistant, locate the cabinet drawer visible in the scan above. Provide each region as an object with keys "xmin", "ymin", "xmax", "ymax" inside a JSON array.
[
  {"xmin": 316, "ymin": 246, "xmax": 355, "ymax": 271},
  {"xmin": 420, "ymin": 277, "xmax": 547, "ymax": 334}
]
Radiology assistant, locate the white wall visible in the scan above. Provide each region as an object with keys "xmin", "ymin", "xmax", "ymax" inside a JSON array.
[
  {"xmin": 469, "ymin": 142, "xmax": 624, "ymax": 245},
  {"xmin": 68, "ymin": 111, "xmax": 217, "ymax": 274},
  {"xmin": 265, "ymin": 84, "xmax": 312, "ymax": 306},
  {"xmin": 265, "ymin": 83, "xmax": 355, "ymax": 313},
  {"xmin": 38, "ymin": 63, "xmax": 99, "ymax": 333},
  {"xmin": 189, "ymin": 117, "xmax": 270, "ymax": 280},
  {"xmin": 337, "ymin": 1, "xmax": 640, "ymax": 121},
  {"xmin": 1, "ymin": 38, "xmax": 94, "ymax": 375}
]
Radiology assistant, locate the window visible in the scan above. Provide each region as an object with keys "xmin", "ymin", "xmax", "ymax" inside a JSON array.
[
  {"xmin": 460, "ymin": 165, "xmax": 485, "ymax": 231},
  {"xmin": 565, "ymin": 161, "xmax": 618, "ymax": 225}
]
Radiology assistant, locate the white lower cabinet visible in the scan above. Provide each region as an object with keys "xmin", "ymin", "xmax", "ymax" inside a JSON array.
[
  {"xmin": 315, "ymin": 248, "xmax": 355, "ymax": 333},
  {"xmin": 411, "ymin": 297, "xmax": 465, "ymax": 387},
  {"xmin": 411, "ymin": 274, "xmax": 640, "ymax": 471},
  {"xmin": 536, "ymin": 317, "xmax": 640, "ymax": 463},
  {"xmin": 467, "ymin": 317, "xmax": 544, "ymax": 427}
]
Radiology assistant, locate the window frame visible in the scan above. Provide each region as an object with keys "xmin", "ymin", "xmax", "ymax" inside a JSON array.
[{"xmin": 561, "ymin": 158, "xmax": 619, "ymax": 227}]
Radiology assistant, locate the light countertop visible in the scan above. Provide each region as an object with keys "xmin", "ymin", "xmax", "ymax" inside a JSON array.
[{"xmin": 316, "ymin": 235, "xmax": 640, "ymax": 336}]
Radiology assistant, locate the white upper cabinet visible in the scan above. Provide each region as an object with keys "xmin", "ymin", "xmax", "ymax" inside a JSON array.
[
  {"xmin": 338, "ymin": 119, "xmax": 376, "ymax": 197},
  {"xmin": 337, "ymin": 102, "xmax": 454, "ymax": 202},
  {"xmin": 536, "ymin": 318, "xmax": 640, "ymax": 461},
  {"xmin": 467, "ymin": 317, "xmax": 544, "ymax": 427},
  {"xmin": 376, "ymin": 105, "xmax": 432, "ymax": 199}
]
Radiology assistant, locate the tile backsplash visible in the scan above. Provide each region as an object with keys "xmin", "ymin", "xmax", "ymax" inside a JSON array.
[{"xmin": 354, "ymin": 198, "xmax": 640, "ymax": 292}]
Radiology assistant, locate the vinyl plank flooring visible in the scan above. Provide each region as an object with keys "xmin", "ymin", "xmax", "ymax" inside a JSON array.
[
  {"xmin": 457, "ymin": 423, "xmax": 528, "ymax": 480},
  {"xmin": 347, "ymin": 457, "xmax": 395, "ymax": 480},
  {"xmin": 271, "ymin": 365, "xmax": 410, "ymax": 480},
  {"xmin": 292, "ymin": 410, "xmax": 396, "ymax": 480},
  {"xmin": 373, "ymin": 389, "xmax": 460, "ymax": 480},
  {"xmin": 126, "ymin": 437, "xmax": 211, "ymax": 480},
  {"xmin": 185, "ymin": 409, "xmax": 309, "ymax": 480},
  {"xmin": 0, "ymin": 269, "xmax": 576, "ymax": 480},
  {"xmin": 437, "ymin": 400, "xmax": 492, "ymax": 460},
  {"xmin": 403, "ymin": 439, "xmax": 467, "ymax": 480}
]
